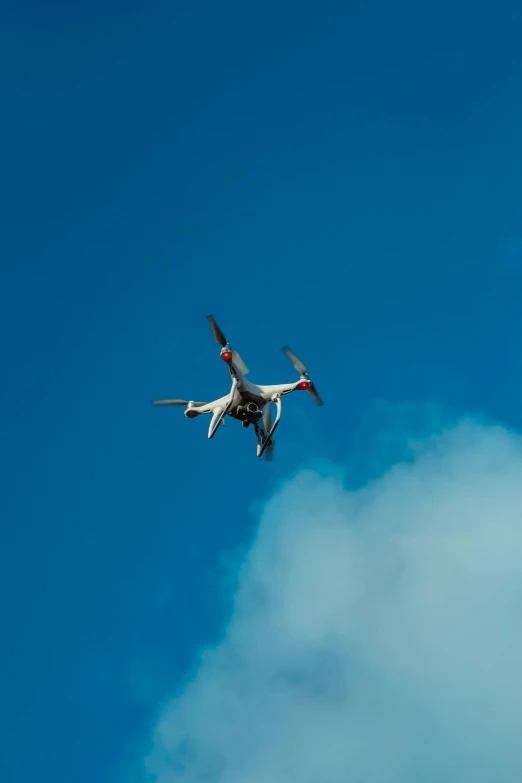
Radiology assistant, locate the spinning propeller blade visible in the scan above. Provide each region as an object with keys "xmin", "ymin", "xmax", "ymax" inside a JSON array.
[
  {"xmin": 152, "ymin": 399, "xmax": 207, "ymax": 406},
  {"xmin": 263, "ymin": 403, "xmax": 271, "ymax": 432},
  {"xmin": 282, "ymin": 346, "xmax": 307, "ymax": 375},
  {"xmin": 207, "ymin": 314, "xmax": 249, "ymax": 374},
  {"xmin": 207, "ymin": 314, "xmax": 227, "ymax": 346},
  {"xmin": 307, "ymin": 385, "xmax": 324, "ymax": 406},
  {"xmin": 262, "ymin": 404, "xmax": 274, "ymax": 461},
  {"xmin": 281, "ymin": 346, "xmax": 324, "ymax": 406}
]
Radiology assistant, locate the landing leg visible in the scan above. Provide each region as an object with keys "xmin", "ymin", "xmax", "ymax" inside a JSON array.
[
  {"xmin": 256, "ymin": 395, "xmax": 282, "ymax": 458},
  {"xmin": 208, "ymin": 377, "xmax": 238, "ymax": 439},
  {"xmin": 253, "ymin": 421, "xmax": 264, "ymax": 452},
  {"xmin": 254, "ymin": 421, "xmax": 274, "ymax": 460}
]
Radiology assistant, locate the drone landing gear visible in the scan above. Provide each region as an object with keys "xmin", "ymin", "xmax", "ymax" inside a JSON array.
[
  {"xmin": 208, "ymin": 378, "xmax": 238, "ymax": 439},
  {"xmin": 254, "ymin": 422, "xmax": 273, "ymax": 458},
  {"xmin": 256, "ymin": 395, "xmax": 282, "ymax": 458}
]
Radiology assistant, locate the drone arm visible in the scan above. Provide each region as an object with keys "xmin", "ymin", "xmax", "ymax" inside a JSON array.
[
  {"xmin": 260, "ymin": 380, "xmax": 322, "ymax": 406},
  {"xmin": 260, "ymin": 382, "xmax": 300, "ymax": 397}
]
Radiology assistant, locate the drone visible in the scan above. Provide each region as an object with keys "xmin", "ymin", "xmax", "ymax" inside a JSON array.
[{"xmin": 152, "ymin": 315, "xmax": 323, "ymax": 459}]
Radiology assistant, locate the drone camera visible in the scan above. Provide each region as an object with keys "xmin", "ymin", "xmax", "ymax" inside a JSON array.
[{"xmin": 236, "ymin": 401, "xmax": 262, "ymax": 424}]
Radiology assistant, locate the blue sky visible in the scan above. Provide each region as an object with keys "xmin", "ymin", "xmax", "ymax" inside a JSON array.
[{"xmin": 2, "ymin": 2, "xmax": 522, "ymax": 781}]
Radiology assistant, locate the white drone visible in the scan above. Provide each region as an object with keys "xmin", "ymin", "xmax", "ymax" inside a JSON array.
[{"xmin": 152, "ymin": 314, "xmax": 323, "ymax": 459}]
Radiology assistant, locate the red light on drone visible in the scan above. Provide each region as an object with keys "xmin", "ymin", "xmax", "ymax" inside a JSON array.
[
  {"xmin": 221, "ymin": 351, "xmax": 233, "ymax": 363},
  {"xmin": 298, "ymin": 380, "xmax": 310, "ymax": 390}
]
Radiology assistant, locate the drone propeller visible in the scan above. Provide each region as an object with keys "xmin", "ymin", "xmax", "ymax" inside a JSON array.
[
  {"xmin": 282, "ymin": 346, "xmax": 307, "ymax": 375},
  {"xmin": 282, "ymin": 346, "xmax": 324, "ymax": 406},
  {"xmin": 262, "ymin": 404, "xmax": 275, "ymax": 461},
  {"xmin": 152, "ymin": 399, "xmax": 207, "ymax": 406},
  {"xmin": 207, "ymin": 314, "xmax": 227, "ymax": 347},
  {"xmin": 263, "ymin": 403, "xmax": 271, "ymax": 432},
  {"xmin": 306, "ymin": 385, "xmax": 323, "ymax": 406},
  {"xmin": 207, "ymin": 314, "xmax": 249, "ymax": 375}
]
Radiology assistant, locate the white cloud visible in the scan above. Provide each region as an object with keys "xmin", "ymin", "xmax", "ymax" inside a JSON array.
[{"xmin": 145, "ymin": 420, "xmax": 522, "ymax": 783}]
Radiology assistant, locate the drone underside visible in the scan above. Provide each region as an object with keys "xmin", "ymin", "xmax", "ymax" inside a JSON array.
[{"xmin": 153, "ymin": 315, "xmax": 323, "ymax": 459}]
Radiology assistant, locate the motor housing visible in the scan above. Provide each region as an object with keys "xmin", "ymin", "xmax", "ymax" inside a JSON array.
[{"xmin": 184, "ymin": 402, "xmax": 200, "ymax": 418}]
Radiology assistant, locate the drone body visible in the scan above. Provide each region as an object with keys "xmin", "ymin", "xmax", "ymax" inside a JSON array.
[{"xmin": 152, "ymin": 315, "xmax": 323, "ymax": 459}]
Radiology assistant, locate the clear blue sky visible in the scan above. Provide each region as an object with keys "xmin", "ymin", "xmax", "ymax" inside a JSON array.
[{"xmin": 2, "ymin": 1, "xmax": 522, "ymax": 781}]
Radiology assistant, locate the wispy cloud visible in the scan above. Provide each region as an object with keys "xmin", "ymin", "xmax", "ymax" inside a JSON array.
[{"xmin": 145, "ymin": 420, "xmax": 522, "ymax": 783}]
